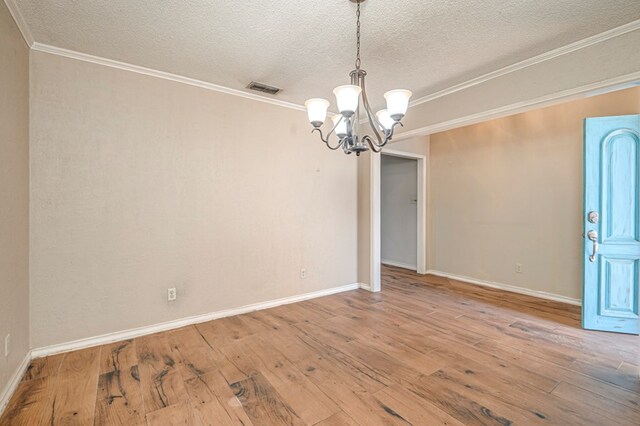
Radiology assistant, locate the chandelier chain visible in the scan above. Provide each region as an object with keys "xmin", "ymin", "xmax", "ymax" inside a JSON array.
[{"xmin": 355, "ymin": 2, "xmax": 361, "ymax": 69}]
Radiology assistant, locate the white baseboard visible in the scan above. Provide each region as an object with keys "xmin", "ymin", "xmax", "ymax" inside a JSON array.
[
  {"xmin": 31, "ymin": 282, "xmax": 360, "ymax": 359},
  {"xmin": 0, "ymin": 350, "xmax": 31, "ymax": 416},
  {"xmin": 426, "ymin": 270, "xmax": 582, "ymax": 306},
  {"xmin": 358, "ymin": 282, "xmax": 372, "ymax": 291},
  {"xmin": 381, "ymin": 259, "xmax": 417, "ymax": 271},
  {"xmin": 1, "ymin": 282, "xmax": 358, "ymax": 415}
]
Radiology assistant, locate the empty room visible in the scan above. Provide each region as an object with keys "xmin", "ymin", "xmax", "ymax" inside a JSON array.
[{"xmin": 1, "ymin": 0, "xmax": 640, "ymax": 425}]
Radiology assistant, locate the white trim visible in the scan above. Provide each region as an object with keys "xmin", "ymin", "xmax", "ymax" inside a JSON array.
[
  {"xmin": 30, "ymin": 43, "xmax": 306, "ymax": 112},
  {"xmin": 396, "ymin": 71, "xmax": 640, "ymax": 141},
  {"xmin": 381, "ymin": 259, "xmax": 417, "ymax": 271},
  {"xmin": 370, "ymin": 153, "xmax": 382, "ymax": 292},
  {"xmin": 10, "ymin": 16, "xmax": 640, "ymax": 120},
  {"xmin": 3, "ymin": 2, "xmax": 638, "ymax": 117},
  {"xmin": 0, "ymin": 350, "xmax": 31, "ymax": 416},
  {"xmin": 381, "ymin": 149, "xmax": 428, "ymax": 274},
  {"xmin": 30, "ymin": 283, "xmax": 359, "ymax": 359},
  {"xmin": 358, "ymin": 282, "xmax": 372, "ymax": 291},
  {"xmin": 1, "ymin": 282, "xmax": 361, "ymax": 413},
  {"xmin": 426, "ymin": 270, "xmax": 582, "ymax": 306},
  {"xmin": 409, "ymin": 19, "xmax": 640, "ymax": 108},
  {"xmin": 3, "ymin": 0, "xmax": 34, "ymax": 46}
]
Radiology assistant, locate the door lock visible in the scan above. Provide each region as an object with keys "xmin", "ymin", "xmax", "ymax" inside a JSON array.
[{"xmin": 588, "ymin": 211, "xmax": 599, "ymax": 224}]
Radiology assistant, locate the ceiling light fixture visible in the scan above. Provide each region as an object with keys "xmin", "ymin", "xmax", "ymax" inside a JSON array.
[{"xmin": 304, "ymin": 0, "xmax": 412, "ymax": 156}]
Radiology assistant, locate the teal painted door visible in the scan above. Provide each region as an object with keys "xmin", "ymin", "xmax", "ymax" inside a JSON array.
[{"xmin": 583, "ymin": 115, "xmax": 640, "ymax": 334}]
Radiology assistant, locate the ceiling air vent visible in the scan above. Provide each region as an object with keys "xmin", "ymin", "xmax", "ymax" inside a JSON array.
[{"xmin": 247, "ymin": 81, "xmax": 281, "ymax": 95}]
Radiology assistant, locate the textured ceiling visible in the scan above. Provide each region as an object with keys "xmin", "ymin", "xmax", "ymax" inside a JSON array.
[{"xmin": 13, "ymin": 0, "xmax": 640, "ymax": 107}]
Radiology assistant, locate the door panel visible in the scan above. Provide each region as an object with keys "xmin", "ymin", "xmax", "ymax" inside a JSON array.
[
  {"xmin": 583, "ymin": 115, "xmax": 640, "ymax": 334},
  {"xmin": 600, "ymin": 257, "xmax": 638, "ymax": 318},
  {"xmin": 602, "ymin": 132, "xmax": 638, "ymax": 241}
]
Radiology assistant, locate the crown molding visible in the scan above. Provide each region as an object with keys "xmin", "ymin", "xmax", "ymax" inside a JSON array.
[
  {"xmin": 8, "ymin": 3, "xmax": 640, "ymax": 128},
  {"xmin": 3, "ymin": 0, "xmax": 34, "ymax": 46},
  {"xmin": 31, "ymin": 42, "xmax": 306, "ymax": 112},
  {"xmin": 409, "ymin": 19, "xmax": 640, "ymax": 108},
  {"xmin": 395, "ymin": 70, "xmax": 640, "ymax": 141},
  {"xmin": 4, "ymin": 0, "xmax": 305, "ymax": 111}
]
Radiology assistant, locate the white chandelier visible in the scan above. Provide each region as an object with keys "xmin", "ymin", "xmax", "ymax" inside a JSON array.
[{"xmin": 304, "ymin": 0, "xmax": 412, "ymax": 156}]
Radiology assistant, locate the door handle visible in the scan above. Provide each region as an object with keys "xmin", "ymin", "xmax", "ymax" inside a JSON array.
[{"xmin": 587, "ymin": 230, "xmax": 598, "ymax": 262}]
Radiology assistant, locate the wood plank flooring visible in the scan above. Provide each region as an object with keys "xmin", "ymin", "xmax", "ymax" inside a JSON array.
[{"xmin": 2, "ymin": 265, "xmax": 639, "ymax": 425}]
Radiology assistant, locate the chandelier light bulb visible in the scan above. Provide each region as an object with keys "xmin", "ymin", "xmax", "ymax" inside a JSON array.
[
  {"xmin": 332, "ymin": 114, "xmax": 348, "ymax": 138},
  {"xmin": 305, "ymin": 98, "xmax": 330, "ymax": 127},
  {"xmin": 333, "ymin": 85, "xmax": 362, "ymax": 117},
  {"xmin": 376, "ymin": 109, "xmax": 395, "ymax": 131},
  {"xmin": 384, "ymin": 89, "xmax": 413, "ymax": 121}
]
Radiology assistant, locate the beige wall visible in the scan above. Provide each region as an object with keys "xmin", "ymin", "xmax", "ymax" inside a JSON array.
[
  {"xmin": 29, "ymin": 51, "xmax": 358, "ymax": 348},
  {"xmin": 0, "ymin": 1, "xmax": 29, "ymax": 397},
  {"xmin": 429, "ymin": 86, "xmax": 640, "ymax": 299}
]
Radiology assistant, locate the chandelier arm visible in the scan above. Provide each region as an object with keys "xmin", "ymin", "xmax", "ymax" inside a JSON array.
[
  {"xmin": 358, "ymin": 74, "xmax": 385, "ymax": 145},
  {"xmin": 381, "ymin": 121, "xmax": 403, "ymax": 144},
  {"xmin": 311, "ymin": 128, "xmax": 347, "ymax": 150},
  {"xmin": 310, "ymin": 114, "xmax": 347, "ymax": 143},
  {"xmin": 362, "ymin": 135, "xmax": 383, "ymax": 153},
  {"xmin": 323, "ymin": 115, "xmax": 341, "ymax": 140},
  {"xmin": 363, "ymin": 120, "xmax": 404, "ymax": 150},
  {"xmin": 391, "ymin": 120, "xmax": 403, "ymax": 134},
  {"xmin": 363, "ymin": 133, "xmax": 389, "ymax": 150},
  {"xmin": 311, "ymin": 128, "xmax": 330, "ymax": 144},
  {"xmin": 326, "ymin": 136, "xmax": 347, "ymax": 150}
]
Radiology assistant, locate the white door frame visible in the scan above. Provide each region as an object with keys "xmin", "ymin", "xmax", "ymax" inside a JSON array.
[{"xmin": 369, "ymin": 148, "xmax": 428, "ymax": 292}]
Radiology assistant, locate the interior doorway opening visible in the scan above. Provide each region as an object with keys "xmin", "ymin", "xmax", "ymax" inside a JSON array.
[
  {"xmin": 381, "ymin": 154, "xmax": 419, "ymax": 271},
  {"xmin": 368, "ymin": 148, "xmax": 427, "ymax": 292}
]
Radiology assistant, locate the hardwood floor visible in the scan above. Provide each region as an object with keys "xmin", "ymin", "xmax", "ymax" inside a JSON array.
[{"xmin": 2, "ymin": 265, "xmax": 639, "ymax": 425}]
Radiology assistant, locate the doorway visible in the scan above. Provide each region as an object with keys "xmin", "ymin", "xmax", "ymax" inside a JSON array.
[
  {"xmin": 381, "ymin": 155, "xmax": 418, "ymax": 271},
  {"xmin": 366, "ymin": 148, "xmax": 427, "ymax": 292}
]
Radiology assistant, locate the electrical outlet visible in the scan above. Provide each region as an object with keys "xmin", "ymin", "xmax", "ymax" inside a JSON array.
[
  {"xmin": 4, "ymin": 334, "xmax": 10, "ymax": 358},
  {"xmin": 167, "ymin": 288, "xmax": 177, "ymax": 302},
  {"xmin": 515, "ymin": 263, "xmax": 523, "ymax": 274},
  {"xmin": 300, "ymin": 269, "xmax": 307, "ymax": 279}
]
